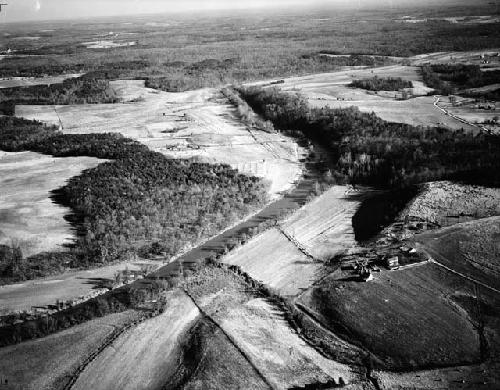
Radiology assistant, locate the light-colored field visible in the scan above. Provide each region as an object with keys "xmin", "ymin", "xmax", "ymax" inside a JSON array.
[
  {"xmin": 0, "ymin": 73, "xmax": 83, "ymax": 89},
  {"xmin": 190, "ymin": 270, "xmax": 367, "ymax": 390},
  {"xmin": 0, "ymin": 310, "xmax": 143, "ymax": 390},
  {"xmin": 282, "ymin": 185, "xmax": 365, "ymax": 260},
  {"xmin": 72, "ymin": 290, "xmax": 200, "ymax": 390},
  {"xmin": 0, "ymin": 151, "xmax": 104, "ymax": 256},
  {"xmin": 82, "ymin": 40, "xmax": 136, "ymax": 49},
  {"xmin": 400, "ymin": 181, "xmax": 500, "ymax": 227},
  {"xmin": 300, "ymin": 262, "xmax": 482, "ymax": 369},
  {"xmin": 218, "ymin": 298, "xmax": 364, "ymax": 389},
  {"xmin": 374, "ymin": 362, "xmax": 500, "ymax": 390},
  {"xmin": 16, "ymin": 80, "xmax": 303, "ymax": 198},
  {"xmin": 258, "ymin": 65, "xmax": 476, "ymax": 131},
  {"xmin": 222, "ymin": 227, "xmax": 323, "ymax": 296},
  {"xmin": 409, "ymin": 49, "xmax": 500, "ymax": 66},
  {"xmin": 221, "ymin": 186, "xmax": 366, "ymax": 295},
  {"xmin": 0, "ymin": 259, "xmax": 158, "ymax": 314}
]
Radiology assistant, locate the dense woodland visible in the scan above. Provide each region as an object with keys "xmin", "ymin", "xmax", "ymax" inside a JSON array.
[
  {"xmin": 0, "ymin": 76, "xmax": 118, "ymax": 115},
  {"xmin": 1, "ymin": 8, "xmax": 499, "ymax": 91},
  {"xmin": 237, "ymin": 86, "xmax": 500, "ymax": 188},
  {"xmin": 349, "ymin": 77, "xmax": 413, "ymax": 92},
  {"xmin": 0, "ymin": 117, "xmax": 268, "ymax": 282},
  {"xmin": 421, "ymin": 64, "xmax": 500, "ymax": 96}
]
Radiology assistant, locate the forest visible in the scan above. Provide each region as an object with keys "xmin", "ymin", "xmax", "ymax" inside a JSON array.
[
  {"xmin": 421, "ymin": 64, "xmax": 500, "ymax": 95},
  {"xmin": 0, "ymin": 76, "xmax": 118, "ymax": 115},
  {"xmin": 237, "ymin": 86, "xmax": 500, "ymax": 188},
  {"xmin": 349, "ymin": 76, "xmax": 413, "ymax": 92},
  {"xmin": 0, "ymin": 117, "xmax": 268, "ymax": 282}
]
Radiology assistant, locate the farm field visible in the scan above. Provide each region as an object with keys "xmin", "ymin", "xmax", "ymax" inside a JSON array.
[
  {"xmin": 281, "ymin": 185, "xmax": 367, "ymax": 261},
  {"xmin": 299, "ymin": 262, "xmax": 482, "ymax": 369},
  {"xmin": 175, "ymin": 318, "xmax": 270, "ymax": 390},
  {"xmin": 16, "ymin": 80, "xmax": 304, "ymax": 198},
  {"xmin": 256, "ymin": 56, "xmax": 499, "ymax": 132},
  {"xmin": 0, "ymin": 73, "xmax": 82, "ymax": 89},
  {"xmin": 0, "ymin": 310, "xmax": 143, "ymax": 390},
  {"xmin": 0, "ymin": 259, "xmax": 158, "ymax": 314},
  {"xmin": 0, "ymin": 151, "xmax": 104, "ymax": 256},
  {"xmin": 399, "ymin": 181, "xmax": 500, "ymax": 227},
  {"xmin": 186, "ymin": 266, "xmax": 368, "ymax": 390},
  {"xmin": 221, "ymin": 227, "xmax": 323, "ymax": 297},
  {"xmin": 72, "ymin": 289, "xmax": 200, "ymax": 390},
  {"xmin": 414, "ymin": 216, "xmax": 500, "ymax": 291},
  {"xmin": 221, "ymin": 186, "xmax": 366, "ymax": 296}
]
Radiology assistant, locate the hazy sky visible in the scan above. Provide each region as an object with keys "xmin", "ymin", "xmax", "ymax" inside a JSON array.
[{"xmin": 0, "ymin": 0, "xmax": 489, "ymax": 23}]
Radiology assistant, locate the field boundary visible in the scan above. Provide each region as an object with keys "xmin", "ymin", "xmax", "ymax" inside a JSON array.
[
  {"xmin": 62, "ymin": 311, "xmax": 156, "ymax": 390},
  {"xmin": 182, "ymin": 289, "xmax": 275, "ymax": 390}
]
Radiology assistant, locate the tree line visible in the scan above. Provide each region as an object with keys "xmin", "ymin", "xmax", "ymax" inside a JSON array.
[
  {"xmin": 236, "ymin": 86, "xmax": 500, "ymax": 188},
  {"xmin": 0, "ymin": 117, "xmax": 268, "ymax": 282},
  {"xmin": 421, "ymin": 64, "xmax": 500, "ymax": 96},
  {"xmin": 0, "ymin": 76, "xmax": 119, "ymax": 115},
  {"xmin": 349, "ymin": 76, "xmax": 413, "ymax": 92}
]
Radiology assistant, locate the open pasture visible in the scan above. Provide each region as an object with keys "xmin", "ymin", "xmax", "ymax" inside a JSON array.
[
  {"xmin": 0, "ymin": 259, "xmax": 158, "ymax": 314},
  {"xmin": 0, "ymin": 151, "xmax": 104, "ymax": 257},
  {"xmin": 0, "ymin": 310, "xmax": 143, "ymax": 390},
  {"xmin": 0, "ymin": 73, "xmax": 82, "ymax": 89},
  {"xmin": 187, "ymin": 267, "xmax": 367, "ymax": 390},
  {"xmin": 299, "ymin": 262, "xmax": 482, "ymax": 369},
  {"xmin": 281, "ymin": 185, "xmax": 366, "ymax": 261},
  {"xmin": 16, "ymin": 80, "xmax": 303, "ymax": 198},
  {"xmin": 72, "ymin": 290, "xmax": 200, "ymax": 390},
  {"xmin": 263, "ymin": 65, "xmax": 477, "ymax": 131},
  {"xmin": 222, "ymin": 227, "xmax": 323, "ymax": 297},
  {"xmin": 415, "ymin": 216, "xmax": 500, "ymax": 291}
]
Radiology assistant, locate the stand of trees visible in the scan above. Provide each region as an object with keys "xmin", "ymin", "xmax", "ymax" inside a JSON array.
[
  {"xmin": 421, "ymin": 64, "xmax": 500, "ymax": 96},
  {"xmin": 0, "ymin": 117, "xmax": 268, "ymax": 282},
  {"xmin": 237, "ymin": 86, "xmax": 500, "ymax": 188},
  {"xmin": 349, "ymin": 76, "xmax": 413, "ymax": 92},
  {"xmin": 0, "ymin": 76, "xmax": 119, "ymax": 115}
]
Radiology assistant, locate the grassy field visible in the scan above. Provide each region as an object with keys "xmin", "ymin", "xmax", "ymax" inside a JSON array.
[
  {"xmin": 0, "ymin": 151, "xmax": 104, "ymax": 256},
  {"xmin": 184, "ymin": 266, "xmax": 367, "ymax": 390},
  {"xmin": 415, "ymin": 216, "xmax": 500, "ymax": 291},
  {"xmin": 16, "ymin": 80, "xmax": 303, "ymax": 198},
  {"xmin": 222, "ymin": 227, "xmax": 323, "ymax": 297},
  {"xmin": 0, "ymin": 310, "xmax": 143, "ymax": 390},
  {"xmin": 253, "ymin": 64, "xmax": 477, "ymax": 131},
  {"xmin": 299, "ymin": 262, "xmax": 482, "ymax": 370},
  {"xmin": 72, "ymin": 289, "xmax": 200, "ymax": 390},
  {"xmin": 281, "ymin": 185, "xmax": 367, "ymax": 261},
  {"xmin": 0, "ymin": 73, "xmax": 82, "ymax": 89},
  {"xmin": 0, "ymin": 259, "xmax": 158, "ymax": 315}
]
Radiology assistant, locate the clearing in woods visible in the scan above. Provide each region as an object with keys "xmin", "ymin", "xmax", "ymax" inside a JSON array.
[
  {"xmin": 0, "ymin": 151, "xmax": 105, "ymax": 256},
  {"xmin": 16, "ymin": 80, "xmax": 304, "ymax": 198}
]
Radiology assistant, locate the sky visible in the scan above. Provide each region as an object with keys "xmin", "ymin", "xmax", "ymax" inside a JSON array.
[{"xmin": 0, "ymin": 0, "xmax": 491, "ymax": 23}]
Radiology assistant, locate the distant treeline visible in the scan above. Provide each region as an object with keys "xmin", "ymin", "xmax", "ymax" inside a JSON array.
[
  {"xmin": 0, "ymin": 117, "xmax": 268, "ymax": 282},
  {"xmin": 349, "ymin": 76, "xmax": 413, "ymax": 92},
  {"xmin": 236, "ymin": 86, "xmax": 500, "ymax": 188},
  {"xmin": 421, "ymin": 64, "xmax": 500, "ymax": 96},
  {"xmin": 0, "ymin": 76, "xmax": 118, "ymax": 115}
]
